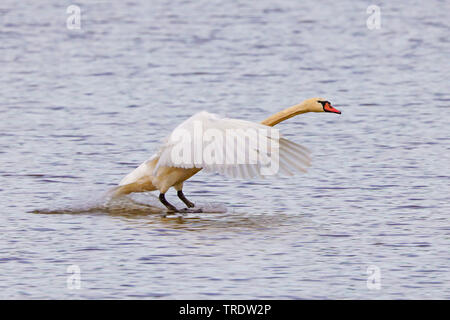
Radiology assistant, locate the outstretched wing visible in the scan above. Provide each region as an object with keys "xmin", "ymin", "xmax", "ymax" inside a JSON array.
[{"xmin": 153, "ymin": 111, "xmax": 311, "ymax": 179}]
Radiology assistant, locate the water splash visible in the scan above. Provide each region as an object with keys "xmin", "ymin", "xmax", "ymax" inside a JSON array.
[{"xmin": 31, "ymin": 187, "xmax": 227, "ymax": 216}]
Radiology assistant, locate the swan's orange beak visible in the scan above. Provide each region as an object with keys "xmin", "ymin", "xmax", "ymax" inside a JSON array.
[{"xmin": 323, "ymin": 102, "xmax": 341, "ymax": 114}]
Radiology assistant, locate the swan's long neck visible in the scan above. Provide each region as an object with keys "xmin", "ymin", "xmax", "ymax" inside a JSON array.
[{"xmin": 260, "ymin": 101, "xmax": 310, "ymax": 127}]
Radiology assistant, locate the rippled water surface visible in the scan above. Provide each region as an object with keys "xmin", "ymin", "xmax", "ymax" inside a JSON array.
[{"xmin": 1, "ymin": 0, "xmax": 449, "ymax": 299}]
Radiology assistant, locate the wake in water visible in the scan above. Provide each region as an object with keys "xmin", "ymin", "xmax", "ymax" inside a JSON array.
[{"xmin": 32, "ymin": 186, "xmax": 227, "ymax": 216}]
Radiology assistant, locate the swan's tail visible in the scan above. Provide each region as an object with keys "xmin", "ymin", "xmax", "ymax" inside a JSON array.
[
  {"xmin": 105, "ymin": 185, "xmax": 126, "ymax": 200},
  {"xmin": 106, "ymin": 181, "xmax": 157, "ymax": 200}
]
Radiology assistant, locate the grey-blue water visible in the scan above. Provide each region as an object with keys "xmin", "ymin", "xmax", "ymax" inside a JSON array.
[{"xmin": 0, "ymin": 0, "xmax": 449, "ymax": 299}]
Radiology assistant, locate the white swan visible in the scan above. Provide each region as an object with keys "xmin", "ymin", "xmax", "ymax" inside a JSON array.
[{"xmin": 113, "ymin": 97, "xmax": 341, "ymax": 212}]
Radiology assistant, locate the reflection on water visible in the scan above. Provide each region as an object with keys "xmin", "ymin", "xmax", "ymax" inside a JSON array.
[
  {"xmin": 1, "ymin": 0, "xmax": 449, "ymax": 299},
  {"xmin": 32, "ymin": 194, "xmax": 291, "ymax": 232}
]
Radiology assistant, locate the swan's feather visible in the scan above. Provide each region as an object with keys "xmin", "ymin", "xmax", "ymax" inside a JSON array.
[
  {"xmin": 118, "ymin": 155, "xmax": 157, "ymax": 186},
  {"xmin": 151, "ymin": 111, "xmax": 311, "ymax": 179}
]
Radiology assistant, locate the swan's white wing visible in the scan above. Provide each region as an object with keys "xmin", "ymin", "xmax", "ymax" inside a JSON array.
[{"xmin": 154, "ymin": 111, "xmax": 311, "ymax": 179}]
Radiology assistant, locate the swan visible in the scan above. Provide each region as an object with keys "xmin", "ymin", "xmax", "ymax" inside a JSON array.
[{"xmin": 113, "ymin": 98, "xmax": 341, "ymax": 212}]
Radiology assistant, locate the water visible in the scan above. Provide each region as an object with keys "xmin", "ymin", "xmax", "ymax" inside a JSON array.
[{"xmin": 0, "ymin": 0, "xmax": 449, "ymax": 299}]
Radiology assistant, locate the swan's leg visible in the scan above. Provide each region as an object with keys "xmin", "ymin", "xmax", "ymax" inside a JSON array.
[
  {"xmin": 174, "ymin": 182, "xmax": 195, "ymax": 208},
  {"xmin": 159, "ymin": 193, "xmax": 177, "ymax": 212},
  {"xmin": 177, "ymin": 192, "xmax": 202, "ymax": 213},
  {"xmin": 177, "ymin": 190, "xmax": 195, "ymax": 208},
  {"xmin": 173, "ymin": 183, "xmax": 201, "ymax": 213}
]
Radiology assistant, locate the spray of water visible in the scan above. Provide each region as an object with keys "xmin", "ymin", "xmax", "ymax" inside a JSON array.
[{"xmin": 32, "ymin": 185, "xmax": 227, "ymax": 215}]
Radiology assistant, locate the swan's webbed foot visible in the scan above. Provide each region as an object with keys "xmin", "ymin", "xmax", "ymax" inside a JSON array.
[
  {"xmin": 159, "ymin": 192, "xmax": 201, "ymax": 213},
  {"xmin": 177, "ymin": 190, "xmax": 195, "ymax": 208},
  {"xmin": 179, "ymin": 208, "xmax": 203, "ymax": 213}
]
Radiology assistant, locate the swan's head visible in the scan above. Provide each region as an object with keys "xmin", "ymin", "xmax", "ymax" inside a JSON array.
[{"xmin": 304, "ymin": 97, "xmax": 341, "ymax": 114}]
